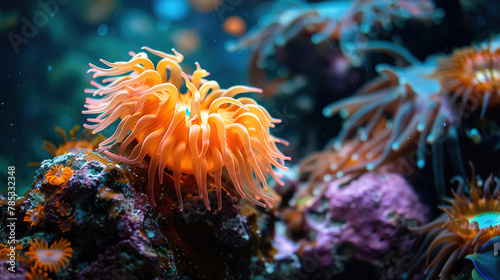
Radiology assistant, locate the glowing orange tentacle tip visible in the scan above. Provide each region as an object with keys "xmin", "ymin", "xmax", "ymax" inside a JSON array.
[
  {"xmin": 82, "ymin": 47, "xmax": 290, "ymax": 210},
  {"xmin": 45, "ymin": 164, "xmax": 73, "ymax": 188}
]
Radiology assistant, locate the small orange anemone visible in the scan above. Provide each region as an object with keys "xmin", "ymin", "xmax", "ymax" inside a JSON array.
[
  {"xmin": 82, "ymin": 47, "xmax": 290, "ymax": 210},
  {"xmin": 223, "ymin": 16, "xmax": 246, "ymax": 36},
  {"xmin": 45, "ymin": 165, "xmax": 73, "ymax": 188},
  {"xmin": 57, "ymin": 217, "xmax": 74, "ymax": 233},
  {"xmin": 26, "ymin": 266, "xmax": 52, "ymax": 280},
  {"xmin": 25, "ymin": 238, "xmax": 73, "ymax": 273},
  {"xmin": 55, "ymin": 201, "xmax": 71, "ymax": 216},
  {"xmin": 42, "ymin": 125, "xmax": 105, "ymax": 157},
  {"xmin": 431, "ymin": 39, "xmax": 500, "ymax": 118},
  {"xmin": 24, "ymin": 204, "xmax": 44, "ymax": 227},
  {"xmin": 410, "ymin": 167, "xmax": 500, "ymax": 279}
]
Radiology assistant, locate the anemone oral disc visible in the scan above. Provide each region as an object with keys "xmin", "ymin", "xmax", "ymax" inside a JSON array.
[{"xmin": 470, "ymin": 212, "xmax": 500, "ymax": 229}]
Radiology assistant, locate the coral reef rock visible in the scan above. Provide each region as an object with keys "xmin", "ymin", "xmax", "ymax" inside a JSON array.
[
  {"xmin": 276, "ymin": 172, "xmax": 428, "ymax": 280},
  {"xmin": 0, "ymin": 149, "xmax": 276, "ymax": 280}
]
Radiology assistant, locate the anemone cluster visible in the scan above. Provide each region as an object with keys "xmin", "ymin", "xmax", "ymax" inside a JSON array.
[
  {"xmin": 227, "ymin": 0, "xmax": 500, "ymax": 279},
  {"xmin": 298, "ymin": 37, "xmax": 500, "ymax": 195},
  {"xmin": 7, "ymin": 0, "xmax": 500, "ymax": 279}
]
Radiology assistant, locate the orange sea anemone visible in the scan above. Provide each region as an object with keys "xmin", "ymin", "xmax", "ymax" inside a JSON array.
[
  {"xmin": 431, "ymin": 38, "xmax": 500, "ymax": 118},
  {"xmin": 25, "ymin": 238, "xmax": 73, "ymax": 273},
  {"xmin": 55, "ymin": 201, "xmax": 71, "ymax": 216},
  {"xmin": 57, "ymin": 217, "xmax": 74, "ymax": 233},
  {"xmin": 42, "ymin": 125, "xmax": 105, "ymax": 157},
  {"xmin": 410, "ymin": 168, "xmax": 500, "ymax": 279},
  {"xmin": 26, "ymin": 266, "xmax": 52, "ymax": 280},
  {"xmin": 44, "ymin": 165, "xmax": 73, "ymax": 188},
  {"xmin": 82, "ymin": 47, "xmax": 290, "ymax": 210},
  {"xmin": 0, "ymin": 242, "xmax": 30, "ymax": 265},
  {"xmin": 299, "ymin": 119, "xmax": 393, "ymax": 185},
  {"xmin": 24, "ymin": 204, "xmax": 45, "ymax": 227}
]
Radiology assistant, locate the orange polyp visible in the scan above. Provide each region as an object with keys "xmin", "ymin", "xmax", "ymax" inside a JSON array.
[
  {"xmin": 42, "ymin": 125, "xmax": 105, "ymax": 157},
  {"xmin": 45, "ymin": 165, "xmax": 73, "ymax": 188},
  {"xmin": 25, "ymin": 238, "xmax": 73, "ymax": 273},
  {"xmin": 25, "ymin": 266, "xmax": 51, "ymax": 280},
  {"xmin": 24, "ymin": 204, "xmax": 45, "ymax": 227}
]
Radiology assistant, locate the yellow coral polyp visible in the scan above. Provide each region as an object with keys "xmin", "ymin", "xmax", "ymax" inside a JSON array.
[
  {"xmin": 45, "ymin": 164, "xmax": 73, "ymax": 188},
  {"xmin": 24, "ymin": 204, "xmax": 44, "ymax": 227},
  {"xmin": 25, "ymin": 238, "xmax": 73, "ymax": 273},
  {"xmin": 82, "ymin": 47, "xmax": 290, "ymax": 210}
]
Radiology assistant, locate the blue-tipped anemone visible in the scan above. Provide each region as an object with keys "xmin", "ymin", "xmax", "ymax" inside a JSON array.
[{"xmin": 409, "ymin": 170, "xmax": 500, "ymax": 280}]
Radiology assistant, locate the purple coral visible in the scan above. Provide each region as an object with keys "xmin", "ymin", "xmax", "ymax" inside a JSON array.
[{"xmin": 301, "ymin": 172, "xmax": 428, "ymax": 276}]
